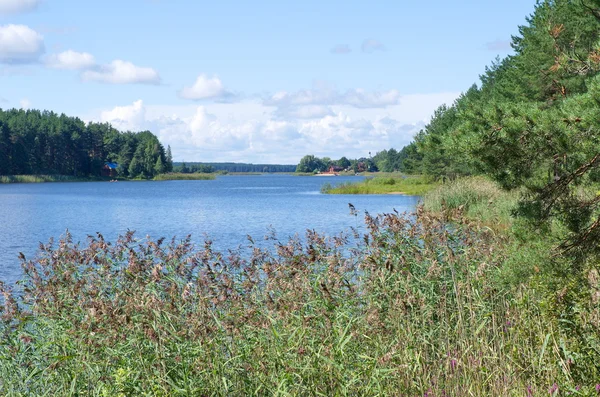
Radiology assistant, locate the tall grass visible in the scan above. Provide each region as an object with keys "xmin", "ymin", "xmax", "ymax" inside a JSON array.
[
  {"xmin": 423, "ymin": 176, "xmax": 520, "ymax": 230},
  {"xmin": 322, "ymin": 174, "xmax": 438, "ymax": 195},
  {"xmin": 153, "ymin": 173, "xmax": 216, "ymax": 181},
  {"xmin": 1, "ymin": 193, "xmax": 598, "ymax": 395},
  {"xmin": 0, "ymin": 175, "xmax": 95, "ymax": 184}
]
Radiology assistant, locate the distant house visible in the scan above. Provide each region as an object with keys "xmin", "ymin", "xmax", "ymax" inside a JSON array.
[
  {"xmin": 101, "ymin": 162, "xmax": 119, "ymax": 177},
  {"xmin": 326, "ymin": 165, "xmax": 344, "ymax": 174}
]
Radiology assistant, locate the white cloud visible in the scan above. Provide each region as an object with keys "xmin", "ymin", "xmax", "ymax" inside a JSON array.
[
  {"xmin": 0, "ymin": 24, "xmax": 44, "ymax": 64},
  {"xmin": 20, "ymin": 98, "xmax": 31, "ymax": 109},
  {"xmin": 361, "ymin": 38, "xmax": 385, "ymax": 53},
  {"xmin": 341, "ymin": 89, "xmax": 401, "ymax": 108},
  {"xmin": 82, "ymin": 60, "xmax": 160, "ymax": 85},
  {"xmin": 264, "ymin": 86, "xmax": 401, "ymax": 109},
  {"xmin": 0, "ymin": 0, "xmax": 40, "ymax": 15},
  {"xmin": 100, "ymin": 99, "xmax": 146, "ymax": 131},
  {"xmin": 95, "ymin": 93, "xmax": 454, "ymax": 163},
  {"xmin": 46, "ymin": 50, "xmax": 96, "ymax": 70},
  {"xmin": 179, "ymin": 74, "xmax": 231, "ymax": 100},
  {"xmin": 330, "ymin": 44, "xmax": 351, "ymax": 54},
  {"xmin": 275, "ymin": 105, "xmax": 334, "ymax": 119}
]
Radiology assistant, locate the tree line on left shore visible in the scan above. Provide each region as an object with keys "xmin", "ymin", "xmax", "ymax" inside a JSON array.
[{"xmin": 0, "ymin": 108, "xmax": 173, "ymax": 179}]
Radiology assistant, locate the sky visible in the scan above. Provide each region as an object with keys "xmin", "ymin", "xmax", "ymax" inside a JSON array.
[{"xmin": 0, "ymin": 0, "xmax": 536, "ymax": 163}]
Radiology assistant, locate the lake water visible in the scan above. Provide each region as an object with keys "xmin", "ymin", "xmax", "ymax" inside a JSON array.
[{"xmin": 0, "ymin": 175, "xmax": 421, "ymax": 285}]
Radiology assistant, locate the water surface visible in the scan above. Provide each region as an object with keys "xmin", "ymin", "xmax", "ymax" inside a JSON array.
[{"xmin": 0, "ymin": 175, "xmax": 420, "ymax": 284}]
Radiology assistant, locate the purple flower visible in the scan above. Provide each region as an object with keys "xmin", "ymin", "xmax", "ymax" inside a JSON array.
[
  {"xmin": 596, "ymin": 383, "xmax": 600, "ymax": 394},
  {"xmin": 526, "ymin": 385, "xmax": 534, "ymax": 397},
  {"xmin": 450, "ymin": 358, "xmax": 457, "ymax": 372},
  {"xmin": 549, "ymin": 383, "xmax": 558, "ymax": 394}
]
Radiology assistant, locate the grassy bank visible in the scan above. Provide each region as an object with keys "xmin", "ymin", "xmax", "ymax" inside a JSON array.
[
  {"xmin": 0, "ymin": 173, "xmax": 217, "ymax": 184},
  {"xmin": 0, "ymin": 177, "xmax": 599, "ymax": 395},
  {"xmin": 322, "ymin": 174, "xmax": 439, "ymax": 195},
  {"xmin": 153, "ymin": 173, "xmax": 216, "ymax": 181},
  {"xmin": 0, "ymin": 175, "xmax": 107, "ymax": 184}
]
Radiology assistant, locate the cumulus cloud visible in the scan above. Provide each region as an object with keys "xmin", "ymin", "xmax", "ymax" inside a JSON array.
[
  {"xmin": 330, "ymin": 44, "xmax": 351, "ymax": 54},
  {"xmin": 485, "ymin": 39, "xmax": 512, "ymax": 52},
  {"xmin": 82, "ymin": 60, "xmax": 160, "ymax": 85},
  {"xmin": 179, "ymin": 74, "xmax": 232, "ymax": 100},
  {"xmin": 20, "ymin": 98, "xmax": 31, "ymax": 109},
  {"xmin": 100, "ymin": 99, "xmax": 146, "ymax": 131},
  {"xmin": 361, "ymin": 38, "xmax": 385, "ymax": 53},
  {"xmin": 95, "ymin": 97, "xmax": 440, "ymax": 163},
  {"xmin": 45, "ymin": 50, "xmax": 96, "ymax": 70},
  {"xmin": 341, "ymin": 89, "xmax": 401, "ymax": 108},
  {"xmin": 275, "ymin": 105, "xmax": 334, "ymax": 120},
  {"xmin": 0, "ymin": 24, "xmax": 44, "ymax": 64},
  {"xmin": 264, "ymin": 86, "xmax": 401, "ymax": 109},
  {"xmin": 0, "ymin": 0, "xmax": 40, "ymax": 15}
]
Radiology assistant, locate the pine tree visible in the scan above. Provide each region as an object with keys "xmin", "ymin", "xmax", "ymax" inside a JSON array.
[
  {"xmin": 154, "ymin": 156, "xmax": 165, "ymax": 175},
  {"xmin": 166, "ymin": 145, "xmax": 173, "ymax": 172}
]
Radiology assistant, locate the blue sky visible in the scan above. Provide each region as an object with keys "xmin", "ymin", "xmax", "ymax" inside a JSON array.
[{"xmin": 0, "ymin": 0, "xmax": 535, "ymax": 163}]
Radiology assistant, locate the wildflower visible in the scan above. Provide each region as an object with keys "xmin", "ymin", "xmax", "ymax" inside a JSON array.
[
  {"xmin": 549, "ymin": 383, "xmax": 558, "ymax": 394},
  {"xmin": 526, "ymin": 385, "xmax": 534, "ymax": 397},
  {"xmin": 450, "ymin": 358, "xmax": 457, "ymax": 372}
]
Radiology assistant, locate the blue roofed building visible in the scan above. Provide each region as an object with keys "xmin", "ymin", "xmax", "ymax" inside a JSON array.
[{"xmin": 101, "ymin": 162, "xmax": 119, "ymax": 177}]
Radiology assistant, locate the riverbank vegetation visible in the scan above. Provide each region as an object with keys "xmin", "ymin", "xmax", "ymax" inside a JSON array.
[
  {"xmin": 153, "ymin": 173, "xmax": 216, "ymax": 181},
  {"xmin": 0, "ymin": 175, "xmax": 108, "ymax": 184},
  {"xmin": 321, "ymin": 175, "xmax": 438, "ymax": 195},
  {"xmin": 0, "ymin": 108, "xmax": 173, "ymax": 180},
  {"xmin": 1, "ymin": 178, "xmax": 599, "ymax": 395}
]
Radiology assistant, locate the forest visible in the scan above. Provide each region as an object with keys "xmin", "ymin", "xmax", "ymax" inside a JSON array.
[
  {"xmin": 0, "ymin": 108, "xmax": 173, "ymax": 179},
  {"xmin": 173, "ymin": 162, "xmax": 297, "ymax": 173},
  {"xmin": 399, "ymin": 0, "xmax": 600, "ymax": 263}
]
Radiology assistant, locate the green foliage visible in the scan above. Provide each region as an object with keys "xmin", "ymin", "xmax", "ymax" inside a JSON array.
[
  {"xmin": 403, "ymin": 0, "xmax": 600, "ymax": 265},
  {"xmin": 0, "ymin": 175, "xmax": 100, "ymax": 183},
  {"xmin": 173, "ymin": 162, "xmax": 297, "ymax": 173},
  {"xmin": 296, "ymin": 154, "xmax": 327, "ymax": 173},
  {"xmin": 173, "ymin": 163, "xmax": 216, "ymax": 173},
  {"xmin": 322, "ymin": 174, "xmax": 438, "ymax": 195},
  {"xmin": 372, "ymin": 147, "xmax": 421, "ymax": 173},
  {"xmin": 153, "ymin": 173, "xmax": 216, "ymax": 181},
  {"xmin": 296, "ymin": 154, "xmax": 377, "ymax": 173},
  {"xmin": 0, "ymin": 108, "xmax": 173, "ymax": 179}
]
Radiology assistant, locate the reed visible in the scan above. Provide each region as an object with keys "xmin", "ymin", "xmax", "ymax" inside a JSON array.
[
  {"xmin": 1, "ymin": 189, "xmax": 598, "ymax": 395},
  {"xmin": 0, "ymin": 175, "xmax": 93, "ymax": 184}
]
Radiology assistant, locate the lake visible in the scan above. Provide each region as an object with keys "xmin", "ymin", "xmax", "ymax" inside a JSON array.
[{"xmin": 0, "ymin": 174, "xmax": 421, "ymax": 285}]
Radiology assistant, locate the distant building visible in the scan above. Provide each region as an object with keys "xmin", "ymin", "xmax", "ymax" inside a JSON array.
[
  {"xmin": 101, "ymin": 162, "xmax": 119, "ymax": 177},
  {"xmin": 326, "ymin": 165, "xmax": 344, "ymax": 174}
]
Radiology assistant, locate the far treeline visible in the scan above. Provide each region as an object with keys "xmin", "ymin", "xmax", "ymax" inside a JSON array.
[
  {"xmin": 295, "ymin": 150, "xmax": 415, "ymax": 174},
  {"xmin": 0, "ymin": 108, "xmax": 173, "ymax": 179},
  {"xmin": 173, "ymin": 162, "xmax": 296, "ymax": 173}
]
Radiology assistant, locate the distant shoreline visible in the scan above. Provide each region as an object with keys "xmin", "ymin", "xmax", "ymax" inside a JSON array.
[{"xmin": 0, "ymin": 173, "xmax": 216, "ymax": 184}]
